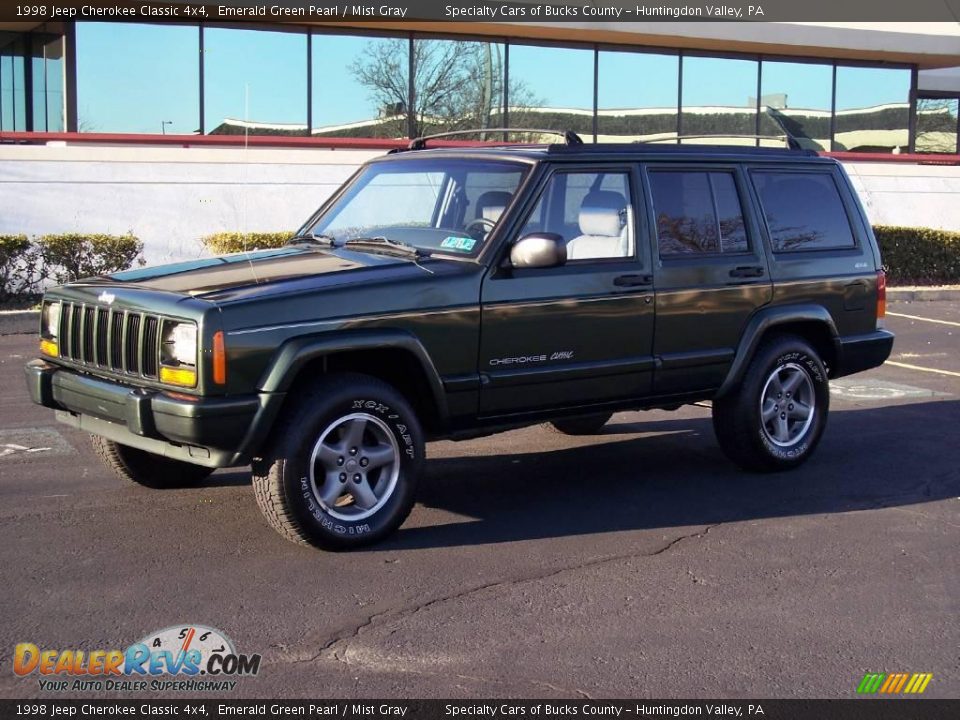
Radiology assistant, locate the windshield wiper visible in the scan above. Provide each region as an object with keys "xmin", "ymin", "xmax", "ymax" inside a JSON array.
[
  {"xmin": 287, "ymin": 232, "xmax": 337, "ymax": 247},
  {"xmin": 343, "ymin": 236, "xmax": 428, "ymax": 258}
]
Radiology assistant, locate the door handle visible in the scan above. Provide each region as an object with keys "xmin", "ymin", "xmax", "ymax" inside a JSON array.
[
  {"xmin": 613, "ymin": 274, "xmax": 653, "ymax": 287},
  {"xmin": 729, "ymin": 266, "xmax": 765, "ymax": 278}
]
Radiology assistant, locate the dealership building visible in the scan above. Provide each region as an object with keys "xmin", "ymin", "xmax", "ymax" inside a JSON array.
[{"xmin": 1, "ymin": 19, "xmax": 959, "ymax": 263}]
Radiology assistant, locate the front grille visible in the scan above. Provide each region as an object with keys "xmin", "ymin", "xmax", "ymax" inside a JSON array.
[{"xmin": 58, "ymin": 301, "xmax": 164, "ymax": 379}]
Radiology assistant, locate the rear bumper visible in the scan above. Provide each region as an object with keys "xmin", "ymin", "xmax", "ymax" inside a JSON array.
[
  {"xmin": 833, "ymin": 329, "xmax": 895, "ymax": 378},
  {"xmin": 24, "ymin": 359, "xmax": 271, "ymax": 468}
]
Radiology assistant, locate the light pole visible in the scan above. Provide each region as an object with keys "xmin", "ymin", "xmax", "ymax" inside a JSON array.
[{"xmin": 161, "ymin": 121, "xmax": 173, "ymax": 135}]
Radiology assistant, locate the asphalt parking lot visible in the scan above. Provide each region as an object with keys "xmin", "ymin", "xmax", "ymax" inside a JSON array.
[{"xmin": 0, "ymin": 301, "xmax": 957, "ymax": 700}]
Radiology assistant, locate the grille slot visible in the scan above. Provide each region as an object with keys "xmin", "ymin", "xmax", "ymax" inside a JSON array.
[{"xmin": 57, "ymin": 301, "xmax": 164, "ymax": 380}]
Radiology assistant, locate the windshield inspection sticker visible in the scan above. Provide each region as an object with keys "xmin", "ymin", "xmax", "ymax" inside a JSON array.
[{"xmin": 440, "ymin": 236, "xmax": 476, "ymax": 252}]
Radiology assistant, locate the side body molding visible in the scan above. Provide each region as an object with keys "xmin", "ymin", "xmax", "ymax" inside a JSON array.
[
  {"xmin": 715, "ymin": 304, "xmax": 841, "ymax": 399},
  {"xmin": 257, "ymin": 328, "xmax": 450, "ymax": 423}
]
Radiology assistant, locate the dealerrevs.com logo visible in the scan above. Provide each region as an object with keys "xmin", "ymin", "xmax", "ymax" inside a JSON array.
[{"xmin": 14, "ymin": 625, "xmax": 261, "ymax": 693}]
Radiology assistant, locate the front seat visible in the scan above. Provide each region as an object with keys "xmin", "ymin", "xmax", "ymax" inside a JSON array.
[
  {"xmin": 473, "ymin": 190, "xmax": 513, "ymax": 226},
  {"xmin": 565, "ymin": 191, "xmax": 632, "ymax": 260}
]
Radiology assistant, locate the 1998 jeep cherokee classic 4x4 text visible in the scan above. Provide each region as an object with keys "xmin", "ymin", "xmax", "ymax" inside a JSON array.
[{"xmin": 25, "ymin": 133, "xmax": 894, "ymax": 549}]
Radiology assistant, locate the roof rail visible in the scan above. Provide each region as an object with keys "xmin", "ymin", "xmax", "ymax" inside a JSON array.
[
  {"xmin": 406, "ymin": 128, "xmax": 583, "ymax": 150},
  {"xmin": 638, "ymin": 133, "xmax": 802, "ymax": 150}
]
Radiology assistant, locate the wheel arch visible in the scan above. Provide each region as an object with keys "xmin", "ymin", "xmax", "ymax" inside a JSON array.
[
  {"xmin": 716, "ymin": 305, "xmax": 840, "ymax": 399},
  {"xmin": 257, "ymin": 329, "xmax": 449, "ymax": 435}
]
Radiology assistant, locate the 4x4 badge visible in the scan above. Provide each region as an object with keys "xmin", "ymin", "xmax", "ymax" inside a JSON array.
[{"xmin": 98, "ymin": 291, "xmax": 115, "ymax": 305}]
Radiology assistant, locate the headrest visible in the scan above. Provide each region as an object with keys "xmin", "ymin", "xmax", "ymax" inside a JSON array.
[
  {"xmin": 476, "ymin": 191, "xmax": 513, "ymax": 223},
  {"xmin": 579, "ymin": 191, "xmax": 625, "ymax": 237}
]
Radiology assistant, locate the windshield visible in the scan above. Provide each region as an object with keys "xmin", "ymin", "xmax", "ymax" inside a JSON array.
[{"xmin": 301, "ymin": 158, "xmax": 528, "ymax": 256}]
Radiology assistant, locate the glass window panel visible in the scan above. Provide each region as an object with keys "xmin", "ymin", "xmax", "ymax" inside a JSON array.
[
  {"xmin": 597, "ymin": 50, "xmax": 678, "ymax": 143},
  {"xmin": 31, "ymin": 34, "xmax": 63, "ymax": 132},
  {"xmin": 76, "ymin": 23, "xmax": 198, "ymax": 134},
  {"xmin": 916, "ymin": 97, "xmax": 958, "ymax": 154},
  {"xmin": 758, "ymin": 60, "xmax": 832, "ymax": 150},
  {"xmin": 204, "ymin": 27, "xmax": 306, "ymax": 135},
  {"xmin": 650, "ymin": 171, "xmax": 747, "ymax": 255},
  {"xmin": 312, "ymin": 33, "xmax": 408, "ymax": 139},
  {"xmin": 752, "ymin": 172, "xmax": 855, "ymax": 252},
  {"xmin": 1, "ymin": 36, "xmax": 27, "ymax": 131},
  {"xmin": 413, "ymin": 38, "xmax": 505, "ymax": 138},
  {"xmin": 681, "ymin": 56, "xmax": 758, "ymax": 145},
  {"xmin": 519, "ymin": 171, "xmax": 634, "ymax": 260},
  {"xmin": 834, "ymin": 66, "xmax": 910, "ymax": 153},
  {"xmin": 507, "ymin": 44, "xmax": 594, "ymax": 137}
]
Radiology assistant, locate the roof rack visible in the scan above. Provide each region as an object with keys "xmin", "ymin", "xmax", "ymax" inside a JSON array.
[
  {"xmin": 639, "ymin": 134, "xmax": 802, "ymax": 150},
  {"xmin": 406, "ymin": 128, "xmax": 583, "ymax": 150}
]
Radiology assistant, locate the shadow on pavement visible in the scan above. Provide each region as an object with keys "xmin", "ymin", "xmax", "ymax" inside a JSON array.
[{"xmin": 374, "ymin": 399, "xmax": 960, "ymax": 550}]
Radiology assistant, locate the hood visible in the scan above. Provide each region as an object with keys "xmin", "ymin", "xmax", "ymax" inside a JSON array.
[{"xmin": 90, "ymin": 246, "xmax": 458, "ymax": 302}]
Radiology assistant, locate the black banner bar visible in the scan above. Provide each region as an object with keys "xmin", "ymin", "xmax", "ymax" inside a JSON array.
[{"xmin": 3, "ymin": 0, "xmax": 960, "ymax": 23}]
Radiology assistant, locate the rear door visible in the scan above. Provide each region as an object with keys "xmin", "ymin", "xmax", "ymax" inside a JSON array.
[{"xmin": 642, "ymin": 163, "xmax": 772, "ymax": 394}]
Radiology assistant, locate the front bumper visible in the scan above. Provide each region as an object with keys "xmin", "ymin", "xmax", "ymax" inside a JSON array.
[{"xmin": 25, "ymin": 359, "xmax": 267, "ymax": 468}]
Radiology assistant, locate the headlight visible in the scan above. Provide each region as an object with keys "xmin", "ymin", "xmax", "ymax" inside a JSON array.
[
  {"xmin": 161, "ymin": 322, "xmax": 197, "ymax": 367},
  {"xmin": 39, "ymin": 301, "xmax": 60, "ymax": 357},
  {"xmin": 41, "ymin": 301, "xmax": 60, "ymax": 339}
]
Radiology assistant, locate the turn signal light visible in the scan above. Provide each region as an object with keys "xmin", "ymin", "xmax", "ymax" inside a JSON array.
[
  {"xmin": 159, "ymin": 366, "xmax": 197, "ymax": 388},
  {"xmin": 877, "ymin": 269, "xmax": 887, "ymax": 327},
  {"xmin": 39, "ymin": 339, "xmax": 58, "ymax": 357},
  {"xmin": 212, "ymin": 331, "xmax": 226, "ymax": 385}
]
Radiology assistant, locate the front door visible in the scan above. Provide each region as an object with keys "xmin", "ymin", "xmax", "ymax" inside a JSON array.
[{"xmin": 478, "ymin": 166, "xmax": 655, "ymax": 417}]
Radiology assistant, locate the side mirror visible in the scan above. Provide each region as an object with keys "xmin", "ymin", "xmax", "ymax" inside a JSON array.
[{"xmin": 510, "ymin": 233, "xmax": 566, "ymax": 269}]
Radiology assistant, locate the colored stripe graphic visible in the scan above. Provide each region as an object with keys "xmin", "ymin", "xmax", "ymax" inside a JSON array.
[{"xmin": 858, "ymin": 672, "xmax": 932, "ymax": 694}]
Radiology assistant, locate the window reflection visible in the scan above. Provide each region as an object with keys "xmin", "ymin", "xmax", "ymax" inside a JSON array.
[
  {"xmin": 312, "ymin": 33, "xmax": 408, "ymax": 139},
  {"xmin": 76, "ymin": 23, "xmax": 198, "ymax": 134},
  {"xmin": 650, "ymin": 171, "xmax": 748, "ymax": 255},
  {"xmin": 752, "ymin": 172, "xmax": 855, "ymax": 252},
  {"xmin": 758, "ymin": 60, "xmax": 832, "ymax": 150},
  {"xmin": 507, "ymin": 44, "xmax": 594, "ymax": 138},
  {"xmin": 1, "ymin": 35, "xmax": 27, "ymax": 131},
  {"xmin": 204, "ymin": 27, "xmax": 307, "ymax": 135},
  {"xmin": 597, "ymin": 50, "xmax": 678, "ymax": 143},
  {"xmin": 916, "ymin": 97, "xmax": 958, "ymax": 154},
  {"xmin": 834, "ymin": 66, "xmax": 910, "ymax": 153},
  {"xmin": 681, "ymin": 56, "xmax": 758, "ymax": 145},
  {"xmin": 31, "ymin": 34, "xmax": 63, "ymax": 132}
]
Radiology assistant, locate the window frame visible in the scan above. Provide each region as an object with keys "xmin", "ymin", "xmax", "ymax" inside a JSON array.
[
  {"xmin": 643, "ymin": 163, "xmax": 757, "ymax": 261},
  {"xmin": 748, "ymin": 167, "xmax": 861, "ymax": 256}
]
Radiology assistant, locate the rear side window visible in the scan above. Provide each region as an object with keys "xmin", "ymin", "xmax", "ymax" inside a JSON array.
[
  {"xmin": 648, "ymin": 171, "xmax": 748, "ymax": 256},
  {"xmin": 752, "ymin": 171, "xmax": 856, "ymax": 252}
]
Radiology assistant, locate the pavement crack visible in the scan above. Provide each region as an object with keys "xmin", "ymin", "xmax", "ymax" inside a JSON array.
[{"xmin": 303, "ymin": 523, "xmax": 721, "ymax": 668}]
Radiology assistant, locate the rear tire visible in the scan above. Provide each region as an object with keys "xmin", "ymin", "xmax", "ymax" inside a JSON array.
[
  {"xmin": 252, "ymin": 373, "xmax": 423, "ymax": 550},
  {"xmin": 712, "ymin": 335, "xmax": 829, "ymax": 472},
  {"xmin": 547, "ymin": 412, "xmax": 613, "ymax": 436},
  {"xmin": 90, "ymin": 436, "xmax": 213, "ymax": 488}
]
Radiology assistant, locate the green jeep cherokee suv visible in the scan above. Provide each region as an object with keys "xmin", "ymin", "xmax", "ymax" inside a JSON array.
[{"xmin": 25, "ymin": 136, "xmax": 894, "ymax": 549}]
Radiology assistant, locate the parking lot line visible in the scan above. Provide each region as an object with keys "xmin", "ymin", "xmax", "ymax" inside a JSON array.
[
  {"xmin": 885, "ymin": 360, "xmax": 960, "ymax": 378},
  {"xmin": 887, "ymin": 311, "xmax": 960, "ymax": 328}
]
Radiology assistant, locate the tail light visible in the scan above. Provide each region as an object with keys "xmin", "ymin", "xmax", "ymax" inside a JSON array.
[{"xmin": 876, "ymin": 270, "xmax": 886, "ymax": 327}]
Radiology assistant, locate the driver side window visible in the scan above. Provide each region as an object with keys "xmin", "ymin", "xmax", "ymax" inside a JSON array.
[{"xmin": 519, "ymin": 171, "xmax": 635, "ymax": 261}]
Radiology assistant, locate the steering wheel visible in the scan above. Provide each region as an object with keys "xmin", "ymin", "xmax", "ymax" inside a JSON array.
[{"xmin": 465, "ymin": 217, "xmax": 497, "ymax": 239}]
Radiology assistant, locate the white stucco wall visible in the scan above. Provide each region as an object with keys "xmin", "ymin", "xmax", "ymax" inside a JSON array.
[{"xmin": 0, "ymin": 143, "xmax": 958, "ymax": 266}]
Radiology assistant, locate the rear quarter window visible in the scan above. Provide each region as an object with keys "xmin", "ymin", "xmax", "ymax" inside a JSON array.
[{"xmin": 751, "ymin": 171, "xmax": 856, "ymax": 252}]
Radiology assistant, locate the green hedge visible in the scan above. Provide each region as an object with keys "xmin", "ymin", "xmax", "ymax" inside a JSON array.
[
  {"xmin": 201, "ymin": 231, "xmax": 293, "ymax": 255},
  {"xmin": 0, "ymin": 233, "xmax": 144, "ymax": 301},
  {"xmin": 874, "ymin": 225, "xmax": 960, "ymax": 286},
  {"xmin": 39, "ymin": 233, "xmax": 144, "ymax": 285}
]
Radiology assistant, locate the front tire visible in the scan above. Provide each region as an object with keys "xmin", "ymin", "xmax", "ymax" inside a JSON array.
[
  {"xmin": 712, "ymin": 335, "xmax": 829, "ymax": 472},
  {"xmin": 90, "ymin": 436, "xmax": 213, "ymax": 488},
  {"xmin": 252, "ymin": 373, "xmax": 423, "ymax": 550}
]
